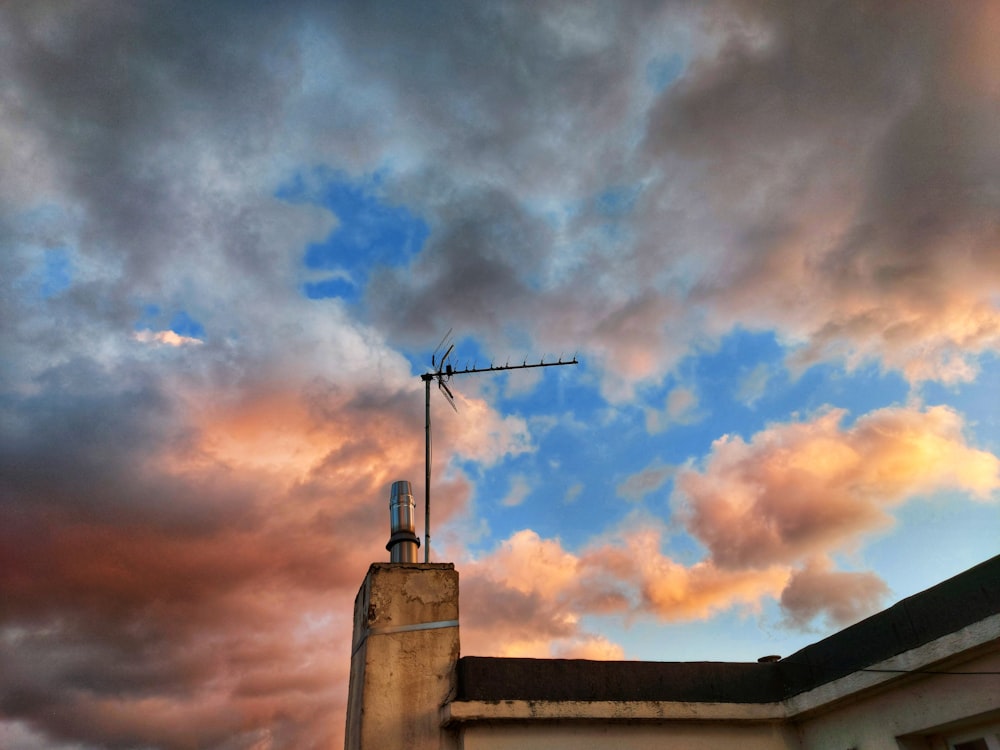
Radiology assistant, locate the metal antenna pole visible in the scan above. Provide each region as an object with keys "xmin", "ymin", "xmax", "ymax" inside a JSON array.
[
  {"xmin": 419, "ymin": 348, "xmax": 577, "ymax": 563},
  {"xmin": 423, "ymin": 373, "xmax": 432, "ymax": 563}
]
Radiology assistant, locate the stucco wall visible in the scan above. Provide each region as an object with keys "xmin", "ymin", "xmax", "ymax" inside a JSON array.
[
  {"xmin": 458, "ymin": 720, "xmax": 799, "ymax": 750},
  {"xmin": 794, "ymin": 646, "xmax": 1000, "ymax": 750}
]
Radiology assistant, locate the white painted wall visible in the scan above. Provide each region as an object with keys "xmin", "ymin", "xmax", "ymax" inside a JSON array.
[
  {"xmin": 795, "ymin": 648, "xmax": 1000, "ymax": 750},
  {"xmin": 459, "ymin": 721, "xmax": 799, "ymax": 750}
]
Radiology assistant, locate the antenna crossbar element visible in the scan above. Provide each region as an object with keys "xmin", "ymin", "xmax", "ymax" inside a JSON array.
[
  {"xmin": 436, "ymin": 357, "xmax": 579, "ymax": 376},
  {"xmin": 419, "ymin": 344, "xmax": 578, "ymax": 562}
]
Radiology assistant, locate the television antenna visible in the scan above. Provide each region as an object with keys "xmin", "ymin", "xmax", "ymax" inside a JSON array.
[{"xmin": 420, "ymin": 329, "xmax": 578, "ymax": 562}]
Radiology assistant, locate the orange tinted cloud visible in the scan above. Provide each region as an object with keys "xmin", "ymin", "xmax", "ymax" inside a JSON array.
[
  {"xmin": 133, "ymin": 329, "xmax": 203, "ymax": 347},
  {"xmin": 780, "ymin": 557, "xmax": 891, "ymax": 629},
  {"xmin": 578, "ymin": 527, "xmax": 789, "ymax": 622},
  {"xmin": 677, "ymin": 405, "xmax": 999, "ymax": 569},
  {"xmin": 459, "ymin": 526, "xmax": 788, "ymax": 659},
  {"xmin": 0, "ymin": 333, "xmax": 531, "ymax": 749}
]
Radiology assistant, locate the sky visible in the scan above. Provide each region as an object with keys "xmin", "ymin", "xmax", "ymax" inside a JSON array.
[{"xmin": 2, "ymin": 1, "xmax": 999, "ymax": 748}]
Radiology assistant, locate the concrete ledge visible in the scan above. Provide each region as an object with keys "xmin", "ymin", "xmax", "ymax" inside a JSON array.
[{"xmin": 442, "ymin": 699, "xmax": 788, "ymax": 725}]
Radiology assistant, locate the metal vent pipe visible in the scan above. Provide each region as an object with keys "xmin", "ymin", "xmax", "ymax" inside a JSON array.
[{"xmin": 386, "ymin": 480, "xmax": 420, "ymax": 563}]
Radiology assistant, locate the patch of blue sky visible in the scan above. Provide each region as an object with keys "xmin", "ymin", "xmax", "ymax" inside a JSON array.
[
  {"xmin": 578, "ymin": 184, "xmax": 644, "ymax": 248},
  {"xmin": 661, "ymin": 529, "xmax": 709, "ymax": 566},
  {"xmin": 920, "ymin": 352, "xmax": 1000, "ymax": 453},
  {"xmin": 794, "ymin": 363, "xmax": 910, "ymax": 424},
  {"xmin": 278, "ymin": 168, "xmax": 429, "ymax": 304},
  {"xmin": 39, "ymin": 248, "xmax": 72, "ymax": 298},
  {"xmin": 622, "ymin": 332, "xmax": 780, "ymax": 465},
  {"xmin": 497, "ymin": 359, "xmax": 602, "ymax": 418},
  {"xmin": 667, "ymin": 328, "xmax": 911, "ymax": 443},
  {"xmin": 494, "ymin": 375, "xmax": 667, "ymax": 536},
  {"xmin": 586, "ymin": 601, "xmax": 815, "ymax": 663},
  {"xmin": 16, "ymin": 247, "xmax": 73, "ymax": 301},
  {"xmin": 463, "ymin": 458, "xmax": 562, "ymax": 547},
  {"xmin": 402, "ymin": 332, "xmax": 493, "ymax": 384},
  {"xmin": 168, "ymin": 310, "xmax": 205, "ymax": 339},
  {"xmin": 135, "ymin": 304, "xmax": 162, "ymax": 331},
  {"xmin": 133, "ymin": 304, "xmax": 205, "ymax": 339},
  {"xmin": 645, "ymin": 52, "xmax": 685, "ymax": 93},
  {"xmin": 864, "ymin": 490, "xmax": 1000, "ymax": 602},
  {"xmin": 477, "ymin": 411, "xmax": 667, "ymax": 548},
  {"xmin": 303, "ymin": 276, "xmax": 357, "ymax": 301},
  {"xmin": 595, "ymin": 184, "xmax": 642, "ymax": 218}
]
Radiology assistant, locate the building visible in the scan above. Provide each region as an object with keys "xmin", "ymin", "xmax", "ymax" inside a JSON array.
[{"xmin": 344, "ymin": 526, "xmax": 1000, "ymax": 749}]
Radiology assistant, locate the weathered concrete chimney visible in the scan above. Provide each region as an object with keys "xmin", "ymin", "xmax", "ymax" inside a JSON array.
[{"xmin": 344, "ymin": 562, "xmax": 459, "ymax": 749}]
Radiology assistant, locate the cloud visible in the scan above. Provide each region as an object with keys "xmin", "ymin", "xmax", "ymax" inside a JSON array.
[
  {"xmin": 554, "ymin": 636, "xmax": 626, "ymax": 661},
  {"xmin": 5, "ymin": 0, "xmax": 998, "ymax": 408},
  {"xmin": 617, "ymin": 460, "xmax": 674, "ymax": 503},
  {"xmin": 133, "ymin": 329, "xmax": 203, "ymax": 347},
  {"xmin": 357, "ymin": 0, "xmax": 1000, "ymax": 396},
  {"xmin": 3, "ymin": 1, "xmax": 1000, "ymax": 747},
  {"xmin": 459, "ymin": 576, "xmax": 591, "ymax": 659},
  {"xmin": 438, "ymin": 391, "xmax": 534, "ymax": 468},
  {"xmin": 643, "ymin": 1, "xmax": 1000, "ymax": 385},
  {"xmin": 459, "ymin": 526, "xmax": 789, "ymax": 656},
  {"xmin": 676, "ymin": 405, "xmax": 1000, "ymax": 569},
  {"xmin": 501, "ymin": 474, "xmax": 533, "ymax": 507},
  {"xmin": 1, "ymin": 357, "xmax": 406, "ymax": 749},
  {"xmin": 736, "ymin": 363, "xmax": 772, "ymax": 407},
  {"xmin": 577, "ymin": 527, "xmax": 789, "ymax": 622},
  {"xmin": 645, "ymin": 385, "xmax": 702, "ymax": 433},
  {"xmin": 563, "ymin": 481, "xmax": 584, "ymax": 504},
  {"xmin": 780, "ymin": 557, "xmax": 891, "ymax": 630},
  {"xmin": 0, "ymin": 294, "xmax": 521, "ymax": 750}
]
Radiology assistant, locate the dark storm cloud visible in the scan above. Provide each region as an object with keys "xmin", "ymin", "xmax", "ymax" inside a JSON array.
[
  {"xmin": 367, "ymin": 185, "xmax": 551, "ymax": 339},
  {"xmin": 0, "ymin": 359, "xmax": 184, "ymax": 520},
  {"xmin": 1, "ymin": 1, "xmax": 304, "ymax": 282},
  {"xmin": 367, "ymin": 0, "xmax": 1000, "ymax": 391},
  {"xmin": 0, "ymin": 359, "xmax": 433, "ymax": 748},
  {"xmin": 644, "ymin": 0, "xmax": 1000, "ymax": 381},
  {"xmin": 322, "ymin": 2, "xmax": 701, "ymax": 380},
  {"xmin": 326, "ymin": 2, "xmax": 657, "ymax": 192}
]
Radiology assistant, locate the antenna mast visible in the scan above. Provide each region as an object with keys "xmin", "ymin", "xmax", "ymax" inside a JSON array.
[{"xmin": 420, "ymin": 334, "xmax": 578, "ymax": 562}]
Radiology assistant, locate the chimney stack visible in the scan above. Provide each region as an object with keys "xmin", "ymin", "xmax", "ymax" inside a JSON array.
[{"xmin": 385, "ymin": 480, "xmax": 420, "ymax": 563}]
